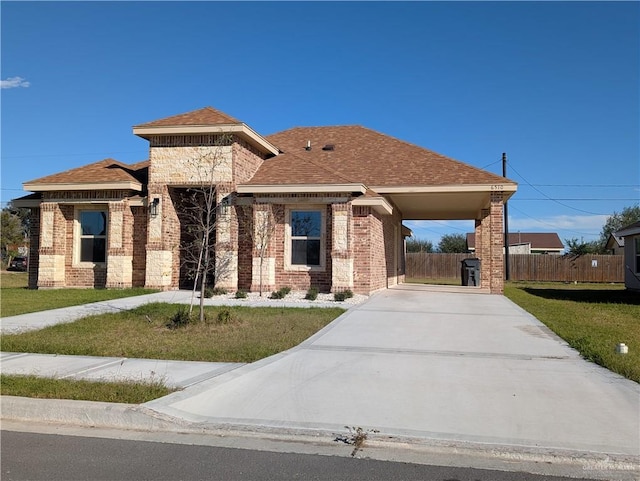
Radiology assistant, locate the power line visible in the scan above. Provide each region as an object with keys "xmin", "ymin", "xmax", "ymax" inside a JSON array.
[
  {"xmin": 513, "ymin": 198, "xmax": 639, "ymax": 201},
  {"xmin": 507, "ymin": 163, "xmax": 609, "ymax": 216}
]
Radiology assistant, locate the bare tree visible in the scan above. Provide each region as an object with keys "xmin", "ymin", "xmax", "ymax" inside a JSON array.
[
  {"xmin": 252, "ymin": 203, "xmax": 277, "ymax": 296},
  {"xmin": 175, "ymin": 136, "xmax": 235, "ymax": 321}
]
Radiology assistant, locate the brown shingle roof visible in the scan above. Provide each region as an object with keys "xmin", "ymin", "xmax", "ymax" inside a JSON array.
[
  {"xmin": 244, "ymin": 126, "xmax": 514, "ymax": 187},
  {"xmin": 134, "ymin": 107, "xmax": 241, "ymax": 128},
  {"xmin": 466, "ymin": 232, "xmax": 564, "ymax": 250},
  {"xmin": 25, "ymin": 159, "xmax": 148, "ymax": 187}
]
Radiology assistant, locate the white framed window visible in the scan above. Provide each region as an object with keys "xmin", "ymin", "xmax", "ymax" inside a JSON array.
[
  {"xmin": 75, "ymin": 208, "xmax": 107, "ymax": 265},
  {"xmin": 285, "ymin": 206, "xmax": 325, "ymax": 271}
]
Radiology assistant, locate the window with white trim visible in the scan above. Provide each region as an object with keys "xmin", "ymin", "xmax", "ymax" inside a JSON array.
[
  {"xmin": 78, "ymin": 210, "xmax": 107, "ymax": 263},
  {"xmin": 287, "ymin": 208, "xmax": 325, "ymax": 269}
]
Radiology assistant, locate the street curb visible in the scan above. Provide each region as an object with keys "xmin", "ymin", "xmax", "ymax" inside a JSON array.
[{"xmin": 2, "ymin": 396, "xmax": 638, "ymax": 480}]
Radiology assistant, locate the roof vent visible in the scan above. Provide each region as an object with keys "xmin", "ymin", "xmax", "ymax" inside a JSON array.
[
  {"xmin": 305, "ymin": 140, "xmax": 311, "ymax": 151},
  {"xmin": 322, "ymin": 144, "xmax": 335, "ymax": 151}
]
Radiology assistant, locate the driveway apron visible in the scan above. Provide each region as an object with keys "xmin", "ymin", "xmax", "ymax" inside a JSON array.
[{"xmin": 146, "ymin": 284, "xmax": 639, "ymax": 456}]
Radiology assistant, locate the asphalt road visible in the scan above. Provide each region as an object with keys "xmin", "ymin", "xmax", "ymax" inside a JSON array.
[{"xmin": 1, "ymin": 431, "xmax": 598, "ymax": 481}]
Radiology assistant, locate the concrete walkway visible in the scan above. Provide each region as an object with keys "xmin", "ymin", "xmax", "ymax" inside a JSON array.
[{"xmin": 2, "ymin": 284, "xmax": 639, "ymax": 472}]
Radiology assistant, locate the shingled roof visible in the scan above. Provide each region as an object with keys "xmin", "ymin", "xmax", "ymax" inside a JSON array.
[
  {"xmin": 466, "ymin": 232, "xmax": 564, "ymax": 250},
  {"xmin": 244, "ymin": 125, "xmax": 513, "ymax": 188},
  {"xmin": 24, "ymin": 159, "xmax": 148, "ymax": 191},
  {"xmin": 134, "ymin": 106, "xmax": 241, "ymax": 127}
]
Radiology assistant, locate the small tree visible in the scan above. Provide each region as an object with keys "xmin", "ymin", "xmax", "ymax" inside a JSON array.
[
  {"xmin": 437, "ymin": 233, "xmax": 467, "ymax": 253},
  {"xmin": 1, "ymin": 210, "xmax": 25, "ymax": 267},
  {"xmin": 175, "ymin": 136, "xmax": 235, "ymax": 321},
  {"xmin": 564, "ymin": 237, "xmax": 600, "ymax": 257},
  {"xmin": 245, "ymin": 203, "xmax": 277, "ymax": 297},
  {"xmin": 406, "ymin": 237, "xmax": 434, "ymax": 253}
]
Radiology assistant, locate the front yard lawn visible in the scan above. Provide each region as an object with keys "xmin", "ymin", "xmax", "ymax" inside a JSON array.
[
  {"xmin": 0, "ymin": 303, "xmax": 344, "ymax": 363},
  {"xmin": 504, "ymin": 282, "xmax": 639, "ymax": 383},
  {"xmin": 0, "ymin": 272, "xmax": 158, "ymax": 317}
]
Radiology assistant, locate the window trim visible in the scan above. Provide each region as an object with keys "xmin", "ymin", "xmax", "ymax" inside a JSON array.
[
  {"xmin": 284, "ymin": 205, "xmax": 326, "ymax": 272},
  {"xmin": 74, "ymin": 207, "xmax": 108, "ymax": 267},
  {"xmin": 635, "ymin": 237, "xmax": 640, "ymax": 274}
]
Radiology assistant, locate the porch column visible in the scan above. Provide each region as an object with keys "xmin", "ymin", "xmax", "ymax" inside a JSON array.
[
  {"xmin": 37, "ymin": 202, "xmax": 66, "ymax": 288},
  {"xmin": 214, "ymin": 186, "xmax": 238, "ymax": 291},
  {"xmin": 331, "ymin": 203, "xmax": 354, "ymax": 291},
  {"xmin": 145, "ymin": 185, "xmax": 176, "ymax": 289},
  {"xmin": 106, "ymin": 201, "xmax": 133, "ymax": 288},
  {"xmin": 251, "ymin": 203, "xmax": 276, "ymax": 293},
  {"xmin": 477, "ymin": 193, "xmax": 505, "ymax": 294}
]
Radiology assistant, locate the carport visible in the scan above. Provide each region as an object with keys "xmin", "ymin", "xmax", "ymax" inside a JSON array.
[{"xmin": 377, "ymin": 184, "xmax": 517, "ymax": 294}]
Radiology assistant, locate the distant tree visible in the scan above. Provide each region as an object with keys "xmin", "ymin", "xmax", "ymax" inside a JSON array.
[
  {"xmin": 1, "ymin": 210, "xmax": 24, "ymax": 266},
  {"xmin": 564, "ymin": 237, "xmax": 600, "ymax": 257},
  {"xmin": 597, "ymin": 205, "xmax": 640, "ymax": 251},
  {"xmin": 437, "ymin": 233, "xmax": 467, "ymax": 253},
  {"xmin": 406, "ymin": 237, "xmax": 434, "ymax": 253},
  {"xmin": 4, "ymin": 201, "xmax": 30, "ymax": 239}
]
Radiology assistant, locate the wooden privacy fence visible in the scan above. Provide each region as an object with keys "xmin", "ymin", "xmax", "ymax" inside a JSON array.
[{"xmin": 406, "ymin": 253, "xmax": 624, "ymax": 283}]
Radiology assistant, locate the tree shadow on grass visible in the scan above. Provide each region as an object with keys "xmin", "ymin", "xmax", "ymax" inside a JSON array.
[{"xmin": 522, "ymin": 287, "xmax": 640, "ymax": 305}]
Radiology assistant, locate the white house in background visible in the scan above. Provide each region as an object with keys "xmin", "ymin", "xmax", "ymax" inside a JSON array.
[
  {"xmin": 466, "ymin": 232, "xmax": 564, "ymax": 255},
  {"xmin": 614, "ymin": 221, "xmax": 640, "ymax": 291}
]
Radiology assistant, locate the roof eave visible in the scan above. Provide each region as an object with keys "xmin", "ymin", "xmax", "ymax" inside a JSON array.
[
  {"xmin": 351, "ymin": 196, "xmax": 393, "ymax": 215},
  {"xmin": 237, "ymin": 183, "xmax": 367, "ymax": 195},
  {"xmin": 23, "ymin": 181, "xmax": 143, "ymax": 192},
  {"xmin": 133, "ymin": 123, "xmax": 280, "ymax": 156}
]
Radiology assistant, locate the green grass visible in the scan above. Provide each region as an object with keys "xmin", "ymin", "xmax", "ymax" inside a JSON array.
[
  {"xmin": 0, "ymin": 272, "xmax": 158, "ymax": 317},
  {"xmin": 1, "ymin": 303, "xmax": 345, "ymax": 363},
  {"xmin": 0, "ymin": 374, "xmax": 174, "ymax": 403},
  {"xmin": 504, "ymin": 282, "xmax": 640, "ymax": 383}
]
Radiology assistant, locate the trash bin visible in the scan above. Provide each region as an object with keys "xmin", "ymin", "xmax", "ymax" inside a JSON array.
[{"xmin": 461, "ymin": 258, "xmax": 481, "ymax": 286}]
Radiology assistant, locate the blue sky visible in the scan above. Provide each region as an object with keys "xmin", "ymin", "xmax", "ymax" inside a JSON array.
[{"xmin": 2, "ymin": 1, "xmax": 638, "ymax": 247}]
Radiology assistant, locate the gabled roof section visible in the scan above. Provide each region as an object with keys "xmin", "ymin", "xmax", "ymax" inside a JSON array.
[
  {"xmin": 615, "ymin": 221, "xmax": 640, "ymax": 238},
  {"xmin": 134, "ymin": 106, "xmax": 241, "ymax": 127},
  {"xmin": 133, "ymin": 106, "xmax": 279, "ymax": 156},
  {"xmin": 246, "ymin": 125, "xmax": 516, "ymax": 190},
  {"xmin": 467, "ymin": 232, "xmax": 564, "ymax": 250},
  {"xmin": 23, "ymin": 159, "xmax": 147, "ymax": 192}
]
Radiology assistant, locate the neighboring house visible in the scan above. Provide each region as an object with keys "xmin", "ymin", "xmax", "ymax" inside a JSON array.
[
  {"xmin": 14, "ymin": 107, "xmax": 517, "ymax": 294},
  {"xmin": 466, "ymin": 232, "xmax": 563, "ymax": 255},
  {"xmin": 604, "ymin": 233, "xmax": 624, "ymax": 255},
  {"xmin": 614, "ymin": 221, "xmax": 640, "ymax": 291}
]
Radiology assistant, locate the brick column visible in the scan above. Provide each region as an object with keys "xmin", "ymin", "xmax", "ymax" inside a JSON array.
[
  {"xmin": 37, "ymin": 202, "xmax": 66, "ymax": 288},
  {"xmin": 331, "ymin": 203, "xmax": 353, "ymax": 291},
  {"xmin": 145, "ymin": 185, "xmax": 177, "ymax": 289},
  {"xmin": 475, "ymin": 214, "xmax": 489, "ymax": 290},
  {"xmin": 489, "ymin": 192, "xmax": 504, "ymax": 294},
  {"xmin": 106, "ymin": 201, "xmax": 133, "ymax": 288},
  {"xmin": 215, "ymin": 186, "xmax": 238, "ymax": 291},
  {"xmin": 251, "ymin": 203, "xmax": 276, "ymax": 293}
]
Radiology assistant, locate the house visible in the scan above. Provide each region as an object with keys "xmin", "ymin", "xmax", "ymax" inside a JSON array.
[
  {"xmin": 614, "ymin": 221, "xmax": 640, "ymax": 291},
  {"xmin": 14, "ymin": 107, "xmax": 517, "ymax": 295},
  {"xmin": 604, "ymin": 233, "xmax": 624, "ymax": 255},
  {"xmin": 466, "ymin": 232, "xmax": 563, "ymax": 255}
]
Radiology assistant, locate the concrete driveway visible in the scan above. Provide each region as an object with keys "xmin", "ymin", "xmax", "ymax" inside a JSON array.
[{"xmin": 146, "ymin": 284, "xmax": 639, "ymax": 457}]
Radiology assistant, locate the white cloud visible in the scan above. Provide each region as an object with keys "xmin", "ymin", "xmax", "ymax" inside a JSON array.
[
  {"xmin": 1, "ymin": 77, "xmax": 30, "ymax": 89},
  {"xmin": 508, "ymin": 214, "xmax": 608, "ymax": 239}
]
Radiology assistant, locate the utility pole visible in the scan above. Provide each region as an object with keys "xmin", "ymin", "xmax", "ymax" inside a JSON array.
[{"xmin": 503, "ymin": 152, "xmax": 510, "ymax": 281}]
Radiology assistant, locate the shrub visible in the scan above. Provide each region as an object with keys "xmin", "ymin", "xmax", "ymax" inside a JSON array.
[
  {"xmin": 204, "ymin": 287, "xmax": 214, "ymax": 298},
  {"xmin": 235, "ymin": 289, "xmax": 248, "ymax": 299},
  {"xmin": 334, "ymin": 289, "xmax": 354, "ymax": 302},
  {"xmin": 305, "ymin": 287, "xmax": 318, "ymax": 301},
  {"xmin": 166, "ymin": 307, "xmax": 192, "ymax": 329},
  {"xmin": 216, "ymin": 308, "xmax": 234, "ymax": 325},
  {"xmin": 270, "ymin": 287, "xmax": 291, "ymax": 300}
]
